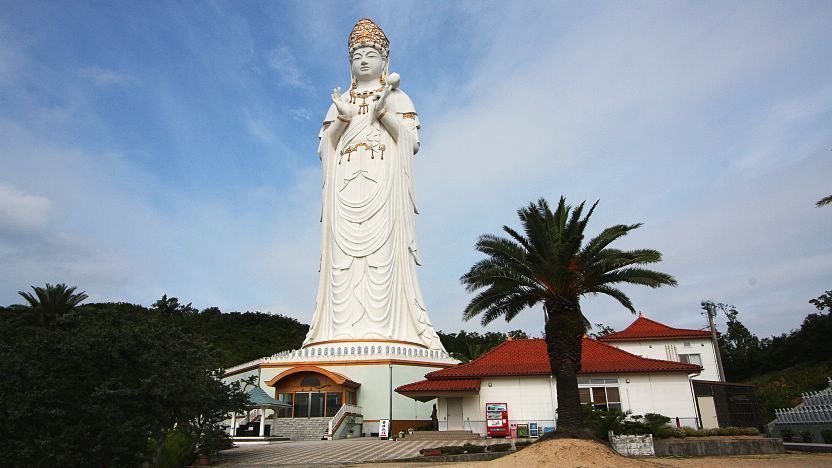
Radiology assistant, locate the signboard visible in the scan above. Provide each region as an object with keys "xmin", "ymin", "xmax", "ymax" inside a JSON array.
[
  {"xmin": 485, "ymin": 403, "xmax": 509, "ymax": 438},
  {"xmin": 517, "ymin": 424, "xmax": 529, "ymax": 438},
  {"xmin": 529, "ymin": 422, "xmax": 539, "ymax": 438},
  {"xmin": 543, "ymin": 426, "xmax": 555, "ymax": 434},
  {"xmin": 378, "ymin": 419, "xmax": 390, "ymax": 439}
]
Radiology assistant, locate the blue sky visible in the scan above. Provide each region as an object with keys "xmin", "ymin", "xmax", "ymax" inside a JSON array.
[{"xmin": 1, "ymin": 1, "xmax": 830, "ymax": 339}]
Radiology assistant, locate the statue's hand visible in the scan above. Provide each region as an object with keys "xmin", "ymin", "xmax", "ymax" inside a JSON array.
[
  {"xmin": 374, "ymin": 85, "xmax": 392, "ymax": 116},
  {"xmin": 331, "ymin": 87, "xmax": 354, "ymax": 119}
]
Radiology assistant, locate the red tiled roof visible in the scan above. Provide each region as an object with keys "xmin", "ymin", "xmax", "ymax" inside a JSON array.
[
  {"xmin": 427, "ymin": 338, "xmax": 700, "ymax": 379},
  {"xmin": 396, "ymin": 378, "xmax": 481, "ymax": 393},
  {"xmin": 597, "ymin": 316, "xmax": 712, "ymax": 342},
  {"xmin": 396, "ymin": 338, "xmax": 700, "ymax": 397}
]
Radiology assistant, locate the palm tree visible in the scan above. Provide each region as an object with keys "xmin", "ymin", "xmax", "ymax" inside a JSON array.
[
  {"xmin": 460, "ymin": 197, "xmax": 676, "ymax": 434},
  {"xmin": 17, "ymin": 283, "xmax": 88, "ymax": 325},
  {"xmin": 817, "ymin": 195, "xmax": 832, "ymax": 207}
]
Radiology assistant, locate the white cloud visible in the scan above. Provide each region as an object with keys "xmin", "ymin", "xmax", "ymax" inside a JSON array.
[
  {"xmin": 266, "ymin": 46, "xmax": 313, "ymax": 91},
  {"xmin": 79, "ymin": 66, "xmax": 137, "ymax": 86},
  {"xmin": 0, "ymin": 183, "xmax": 52, "ymax": 233}
]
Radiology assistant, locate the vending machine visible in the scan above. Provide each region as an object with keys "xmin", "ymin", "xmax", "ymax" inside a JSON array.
[{"xmin": 485, "ymin": 402, "xmax": 509, "ymax": 437}]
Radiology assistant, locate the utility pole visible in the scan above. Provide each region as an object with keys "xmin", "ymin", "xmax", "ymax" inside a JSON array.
[{"xmin": 701, "ymin": 300, "xmax": 726, "ymax": 382}]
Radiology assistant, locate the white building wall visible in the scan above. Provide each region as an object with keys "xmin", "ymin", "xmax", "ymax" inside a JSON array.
[
  {"xmin": 611, "ymin": 338, "xmax": 721, "ymax": 382},
  {"xmin": 621, "ymin": 373, "xmax": 699, "ymax": 427},
  {"xmin": 440, "ymin": 372, "xmax": 699, "ymax": 435}
]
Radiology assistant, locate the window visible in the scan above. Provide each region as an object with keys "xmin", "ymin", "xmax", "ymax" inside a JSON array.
[
  {"xmin": 300, "ymin": 375, "xmax": 322, "ymax": 387},
  {"xmin": 577, "ymin": 378, "xmax": 621, "ymax": 411},
  {"xmin": 679, "ymin": 354, "xmax": 702, "ymax": 366}
]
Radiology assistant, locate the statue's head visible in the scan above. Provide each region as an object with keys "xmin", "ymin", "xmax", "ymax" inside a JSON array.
[{"xmin": 348, "ymin": 18, "xmax": 389, "ymax": 82}]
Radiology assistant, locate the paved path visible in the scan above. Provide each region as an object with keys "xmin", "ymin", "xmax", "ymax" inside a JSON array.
[{"xmin": 214, "ymin": 438, "xmax": 491, "ymax": 466}]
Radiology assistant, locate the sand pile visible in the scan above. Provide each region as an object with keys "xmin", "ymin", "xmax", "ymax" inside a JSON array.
[{"xmin": 482, "ymin": 439, "xmax": 656, "ymax": 467}]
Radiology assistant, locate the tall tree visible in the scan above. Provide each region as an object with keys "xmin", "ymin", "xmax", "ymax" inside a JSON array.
[
  {"xmin": 816, "ymin": 195, "xmax": 832, "ymax": 207},
  {"xmin": 460, "ymin": 197, "xmax": 676, "ymax": 433},
  {"xmin": 17, "ymin": 283, "xmax": 88, "ymax": 325},
  {"xmin": 714, "ymin": 304, "xmax": 761, "ymax": 381}
]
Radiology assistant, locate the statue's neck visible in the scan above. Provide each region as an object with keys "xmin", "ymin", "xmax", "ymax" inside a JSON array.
[{"xmin": 354, "ymin": 78, "xmax": 383, "ymax": 92}]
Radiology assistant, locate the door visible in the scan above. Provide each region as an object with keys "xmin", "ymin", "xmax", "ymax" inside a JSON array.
[
  {"xmin": 697, "ymin": 396, "xmax": 719, "ymax": 429},
  {"xmin": 447, "ymin": 397, "xmax": 464, "ymax": 430},
  {"xmin": 293, "ymin": 392, "xmax": 325, "ymax": 418}
]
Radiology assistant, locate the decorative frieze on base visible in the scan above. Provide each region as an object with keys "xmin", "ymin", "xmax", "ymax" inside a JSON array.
[{"xmin": 225, "ymin": 341, "xmax": 457, "ymax": 374}]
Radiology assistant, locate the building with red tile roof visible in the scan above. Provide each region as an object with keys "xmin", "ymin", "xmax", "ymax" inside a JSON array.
[
  {"xmin": 597, "ymin": 315, "xmax": 712, "ymax": 342},
  {"xmin": 397, "ymin": 336, "xmax": 704, "ymax": 435}
]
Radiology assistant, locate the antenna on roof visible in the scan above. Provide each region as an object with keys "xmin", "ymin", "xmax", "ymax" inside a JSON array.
[{"xmin": 638, "ymin": 310, "xmax": 643, "ymax": 317}]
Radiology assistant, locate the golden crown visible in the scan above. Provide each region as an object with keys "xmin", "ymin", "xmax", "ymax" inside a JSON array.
[{"xmin": 348, "ymin": 18, "xmax": 389, "ymax": 56}]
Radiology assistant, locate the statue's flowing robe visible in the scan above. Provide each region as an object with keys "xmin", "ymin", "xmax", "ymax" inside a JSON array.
[{"xmin": 304, "ymin": 89, "xmax": 444, "ymax": 350}]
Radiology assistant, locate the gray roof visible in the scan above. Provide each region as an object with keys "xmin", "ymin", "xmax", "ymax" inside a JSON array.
[{"xmin": 246, "ymin": 387, "xmax": 291, "ymax": 407}]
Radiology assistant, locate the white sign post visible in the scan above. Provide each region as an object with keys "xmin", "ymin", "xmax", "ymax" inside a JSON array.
[{"xmin": 379, "ymin": 419, "xmax": 390, "ymax": 439}]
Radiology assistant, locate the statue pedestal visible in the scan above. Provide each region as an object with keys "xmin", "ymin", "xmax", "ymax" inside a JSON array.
[{"xmin": 225, "ymin": 343, "xmax": 457, "ymax": 438}]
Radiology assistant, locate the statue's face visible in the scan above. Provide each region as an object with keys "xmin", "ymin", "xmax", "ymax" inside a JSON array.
[{"xmin": 351, "ymin": 47, "xmax": 385, "ymax": 80}]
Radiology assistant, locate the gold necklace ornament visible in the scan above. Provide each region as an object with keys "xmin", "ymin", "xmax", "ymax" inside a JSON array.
[{"xmin": 349, "ymin": 81, "xmax": 385, "ymax": 115}]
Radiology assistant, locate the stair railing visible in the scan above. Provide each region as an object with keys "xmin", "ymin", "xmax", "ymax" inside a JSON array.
[{"xmin": 328, "ymin": 404, "xmax": 362, "ymax": 438}]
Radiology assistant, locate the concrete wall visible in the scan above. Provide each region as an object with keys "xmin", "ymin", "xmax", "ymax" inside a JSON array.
[
  {"xmin": 654, "ymin": 438, "xmax": 784, "ymax": 456},
  {"xmin": 612, "ymin": 338, "xmax": 721, "ymax": 382}
]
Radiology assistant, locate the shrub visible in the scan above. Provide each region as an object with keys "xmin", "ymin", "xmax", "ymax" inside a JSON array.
[
  {"xmin": 438, "ymin": 445, "xmax": 466, "ymax": 455},
  {"xmin": 800, "ymin": 430, "xmax": 814, "ymax": 443},
  {"xmin": 157, "ymin": 430, "xmax": 195, "ymax": 468},
  {"xmin": 514, "ymin": 440, "xmax": 533, "ymax": 449},
  {"xmin": 654, "ymin": 427, "xmax": 685, "ymax": 439},
  {"xmin": 682, "ymin": 427, "xmax": 706, "ymax": 437},
  {"xmin": 781, "ymin": 428, "xmax": 794, "ymax": 442},
  {"xmin": 487, "ymin": 443, "xmax": 512, "ymax": 452},
  {"xmin": 463, "ymin": 443, "xmax": 486, "ymax": 453},
  {"xmin": 643, "ymin": 413, "xmax": 671, "ymax": 433},
  {"xmin": 822, "ymin": 429, "xmax": 832, "ymax": 444}
]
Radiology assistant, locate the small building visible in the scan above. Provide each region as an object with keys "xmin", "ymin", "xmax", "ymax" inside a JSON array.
[
  {"xmin": 597, "ymin": 314, "xmax": 761, "ymax": 429},
  {"xmin": 596, "ymin": 314, "xmax": 721, "ymax": 381},
  {"xmin": 396, "ymin": 337, "xmax": 703, "ymax": 435}
]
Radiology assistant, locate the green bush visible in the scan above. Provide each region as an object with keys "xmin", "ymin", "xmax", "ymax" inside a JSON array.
[
  {"xmin": 821, "ymin": 429, "xmax": 832, "ymax": 444},
  {"xmin": 157, "ymin": 430, "xmax": 195, "ymax": 468},
  {"xmin": 682, "ymin": 427, "xmax": 706, "ymax": 437},
  {"xmin": 463, "ymin": 443, "xmax": 486, "ymax": 453},
  {"xmin": 675, "ymin": 426, "xmax": 760, "ymax": 438},
  {"xmin": 487, "ymin": 443, "xmax": 512, "ymax": 452},
  {"xmin": 654, "ymin": 427, "xmax": 686, "ymax": 439},
  {"xmin": 781, "ymin": 428, "xmax": 794, "ymax": 442},
  {"xmin": 799, "ymin": 430, "xmax": 814, "ymax": 443},
  {"xmin": 514, "ymin": 440, "xmax": 533, "ymax": 448},
  {"xmin": 438, "ymin": 446, "xmax": 466, "ymax": 455}
]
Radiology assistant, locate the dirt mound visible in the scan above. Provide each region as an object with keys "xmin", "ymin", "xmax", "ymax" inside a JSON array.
[{"xmin": 484, "ymin": 439, "xmax": 655, "ymax": 467}]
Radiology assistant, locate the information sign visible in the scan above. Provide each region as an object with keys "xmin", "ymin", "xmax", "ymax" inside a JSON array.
[{"xmin": 379, "ymin": 419, "xmax": 390, "ymax": 439}]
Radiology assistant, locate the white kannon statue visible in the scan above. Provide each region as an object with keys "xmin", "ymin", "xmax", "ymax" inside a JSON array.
[{"xmin": 303, "ymin": 19, "xmax": 444, "ymax": 351}]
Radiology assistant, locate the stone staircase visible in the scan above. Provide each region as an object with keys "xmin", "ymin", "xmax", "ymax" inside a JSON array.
[
  {"xmin": 271, "ymin": 417, "xmax": 330, "ymax": 441},
  {"xmin": 400, "ymin": 430, "xmax": 483, "ymax": 441}
]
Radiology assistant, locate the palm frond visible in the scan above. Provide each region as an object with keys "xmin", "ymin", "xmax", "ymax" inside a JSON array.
[
  {"xmin": 598, "ymin": 267, "xmax": 678, "ymax": 288},
  {"xmin": 818, "ymin": 194, "xmax": 832, "ymax": 207},
  {"xmin": 587, "ymin": 285, "xmax": 636, "ymax": 313}
]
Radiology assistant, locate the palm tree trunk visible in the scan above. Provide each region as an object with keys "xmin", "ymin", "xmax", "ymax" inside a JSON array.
[{"xmin": 544, "ymin": 298, "xmax": 585, "ymax": 433}]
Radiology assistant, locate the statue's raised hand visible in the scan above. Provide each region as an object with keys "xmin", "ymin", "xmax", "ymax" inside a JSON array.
[
  {"xmin": 374, "ymin": 85, "xmax": 392, "ymax": 116},
  {"xmin": 331, "ymin": 87, "xmax": 354, "ymax": 119}
]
